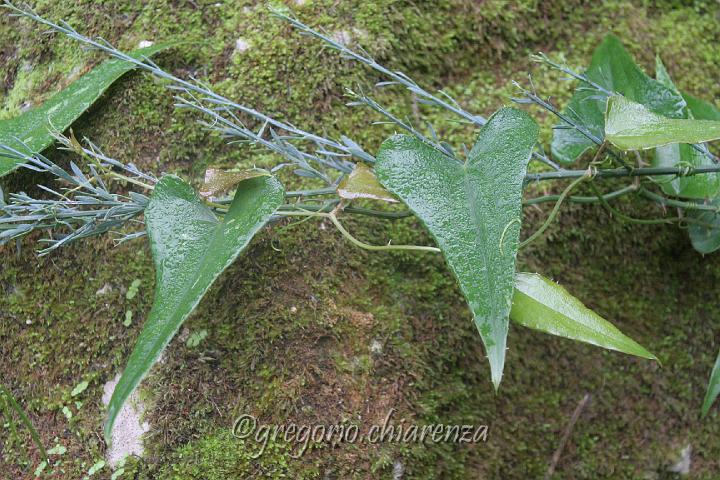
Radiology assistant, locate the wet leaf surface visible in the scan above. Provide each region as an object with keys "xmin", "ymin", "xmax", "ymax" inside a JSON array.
[
  {"xmin": 511, "ymin": 273, "xmax": 656, "ymax": 360},
  {"xmin": 105, "ymin": 174, "xmax": 283, "ymax": 441},
  {"xmin": 375, "ymin": 107, "xmax": 538, "ymax": 389},
  {"xmin": 551, "ymin": 35, "xmax": 684, "ymax": 164},
  {"xmin": 605, "ymin": 96, "xmax": 720, "ymax": 150},
  {"xmin": 0, "ymin": 43, "xmax": 173, "ymax": 177}
]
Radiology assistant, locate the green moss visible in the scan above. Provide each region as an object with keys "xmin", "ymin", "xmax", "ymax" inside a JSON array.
[{"xmin": 146, "ymin": 430, "xmax": 319, "ymax": 480}]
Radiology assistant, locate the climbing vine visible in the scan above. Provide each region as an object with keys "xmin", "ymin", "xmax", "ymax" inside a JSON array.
[{"xmin": 1, "ymin": 2, "xmax": 719, "ymax": 448}]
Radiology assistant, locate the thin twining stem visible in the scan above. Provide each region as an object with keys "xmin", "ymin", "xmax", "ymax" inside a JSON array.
[
  {"xmin": 588, "ymin": 182, "xmax": 677, "ymax": 225},
  {"xmin": 524, "ymin": 185, "xmax": 637, "ymax": 205},
  {"xmin": 519, "ymin": 173, "xmax": 590, "ymax": 248},
  {"xmin": 277, "ymin": 208, "xmax": 440, "ymax": 253},
  {"xmin": 638, "ymin": 188, "xmax": 720, "ymax": 213}
]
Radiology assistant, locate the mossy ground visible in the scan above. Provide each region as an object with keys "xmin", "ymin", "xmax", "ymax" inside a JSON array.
[{"xmin": 1, "ymin": 0, "xmax": 720, "ymax": 478}]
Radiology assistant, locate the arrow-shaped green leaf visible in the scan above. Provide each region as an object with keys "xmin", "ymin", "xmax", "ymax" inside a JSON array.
[
  {"xmin": 0, "ymin": 43, "xmax": 173, "ymax": 177},
  {"xmin": 702, "ymin": 350, "xmax": 720, "ymax": 417},
  {"xmin": 511, "ymin": 273, "xmax": 657, "ymax": 360},
  {"xmin": 551, "ymin": 34, "xmax": 685, "ymax": 164},
  {"xmin": 651, "ymin": 57, "xmax": 720, "ymax": 200},
  {"xmin": 375, "ymin": 107, "xmax": 538, "ymax": 389},
  {"xmin": 605, "ymin": 96, "xmax": 720, "ymax": 150},
  {"xmin": 105, "ymin": 174, "xmax": 283, "ymax": 442}
]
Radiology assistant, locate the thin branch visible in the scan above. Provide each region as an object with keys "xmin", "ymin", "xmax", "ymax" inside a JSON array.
[
  {"xmin": 278, "ymin": 209, "xmax": 439, "ymax": 253},
  {"xmin": 545, "ymin": 393, "xmax": 591, "ymax": 480}
]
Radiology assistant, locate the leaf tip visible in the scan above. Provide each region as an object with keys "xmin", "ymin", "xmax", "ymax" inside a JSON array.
[{"xmin": 487, "ymin": 347, "xmax": 506, "ymax": 393}]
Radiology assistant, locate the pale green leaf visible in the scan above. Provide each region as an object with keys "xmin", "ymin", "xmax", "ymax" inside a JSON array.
[
  {"xmin": 551, "ymin": 34, "xmax": 685, "ymax": 164},
  {"xmin": 104, "ymin": 174, "xmax": 283, "ymax": 442},
  {"xmin": 511, "ymin": 273, "xmax": 657, "ymax": 360},
  {"xmin": 375, "ymin": 107, "xmax": 538, "ymax": 389},
  {"xmin": 126, "ymin": 279, "xmax": 141, "ymax": 300},
  {"xmin": 70, "ymin": 380, "xmax": 89, "ymax": 397},
  {"xmin": 47, "ymin": 444, "xmax": 67, "ymax": 456},
  {"xmin": 605, "ymin": 96, "xmax": 720, "ymax": 150},
  {"xmin": 0, "ymin": 43, "xmax": 173, "ymax": 177},
  {"xmin": 34, "ymin": 461, "xmax": 47, "ymax": 477},
  {"xmin": 702, "ymin": 350, "xmax": 720, "ymax": 417},
  {"xmin": 87, "ymin": 460, "xmax": 106, "ymax": 476},
  {"xmin": 337, "ymin": 162, "xmax": 397, "ymax": 203},
  {"xmin": 199, "ymin": 168, "xmax": 270, "ymax": 198}
]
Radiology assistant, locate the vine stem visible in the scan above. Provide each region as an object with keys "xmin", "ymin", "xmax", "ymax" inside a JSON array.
[
  {"xmin": 519, "ymin": 173, "xmax": 590, "ymax": 248},
  {"xmin": 278, "ymin": 209, "xmax": 440, "ymax": 253},
  {"xmin": 526, "ymin": 164, "xmax": 720, "ymax": 182}
]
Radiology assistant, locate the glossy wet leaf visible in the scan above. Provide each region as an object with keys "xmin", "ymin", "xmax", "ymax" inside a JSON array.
[
  {"xmin": 0, "ymin": 43, "xmax": 173, "ymax": 177},
  {"xmin": 551, "ymin": 34, "xmax": 684, "ymax": 164},
  {"xmin": 687, "ymin": 198, "xmax": 720, "ymax": 254},
  {"xmin": 375, "ymin": 107, "xmax": 538, "ymax": 389},
  {"xmin": 199, "ymin": 168, "xmax": 270, "ymax": 198},
  {"xmin": 337, "ymin": 162, "xmax": 397, "ymax": 203},
  {"xmin": 511, "ymin": 273, "xmax": 656, "ymax": 360},
  {"xmin": 653, "ymin": 143, "xmax": 719, "ymax": 199},
  {"xmin": 702, "ymin": 350, "xmax": 720, "ymax": 417},
  {"xmin": 105, "ymin": 174, "xmax": 283, "ymax": 442},
  {"xmin": 652, "ymin": 58, "xmax": 720, "ymax": 199},
  {"xmin": 605, "ymin": 96, "xmax": 720, "ymax": 150}
]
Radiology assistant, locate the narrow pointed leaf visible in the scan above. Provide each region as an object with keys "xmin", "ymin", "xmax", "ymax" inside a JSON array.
[
  {"xmin": 105, "ymin": 174, "xmax": 283, "ymax": 442},
  {"xmin": 0, "ymin": 43, "xmax": 173, "ymax": 177},
  {"xmin": 606, "ymin": 96, "xmax": 720, "ymax": 150},
  {"xmin": 702, "ymin": 350, "xmax": 720, "ymax": 417},
  {"xmin": 0, "ymin": 384, "xmax": 48, "ymax": 462},
  {"xmin": 337, "ymin": 162, "xmax": 397, "ymax": 203},
  {"xmin": 551, "ymin": 34, "xmax": 685, "ymax": 164},
  {"xmin": 654, "ymin": 56, "xmax": 680, "ymax": 98},
  {"xmin": 511, "ymin": 273, "xmax": 657, "ymax": 360},
  {"xmin": 375, "ymin": 107, "xmax": 538, "ymax": 389}
]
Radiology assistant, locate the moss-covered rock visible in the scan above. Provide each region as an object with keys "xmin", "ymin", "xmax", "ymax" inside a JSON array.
[{"xmin": 1, "ymin": 1, "xmax": 720, "ymax": 478}]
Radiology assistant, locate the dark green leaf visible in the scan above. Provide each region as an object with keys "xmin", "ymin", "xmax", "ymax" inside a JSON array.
[
  {"xmin": 688, "ymin": 198, "xmax": 720, "ymax": 254},
  {"xmin": 606, "ymin": 96, "xmax": 720, "ymax": 150},
  {"xmin": 653, "ymin": 144, "xmax": 718, "ymax": 199},
  {"xmin": 702, "ymin": 350, "xmax": 720, "ymax": 417},
  {"xmin": 375, "ymin": 107, "xmax": 538, "ymax": 389},
  {"xmin": 105, "ymin": 174, "xmax": 284, "ymax": 442},
  {"xmin": 511, "ymin": 273, "xmax": 657, "ymax": 360},
  {"xmin": 652, "ymin": 58, "xmax": 720, "ymax": 199},
  {"xmin": 0, "ymin": 43, "xmax": 173, "ymax": 177},
  {"xmin": 551, "ymin": 34, "xmax": 684, "ymax": 164},
  {"xmin": 683, "ymin": 93, "xmax": 720, "ymax": 121}
]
